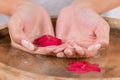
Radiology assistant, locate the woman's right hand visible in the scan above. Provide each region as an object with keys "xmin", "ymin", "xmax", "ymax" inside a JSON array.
[{"xmin": 8, "ymin": 1, "xmax": 56, "ymax": 55}]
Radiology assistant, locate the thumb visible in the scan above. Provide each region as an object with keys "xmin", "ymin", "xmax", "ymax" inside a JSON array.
[
  {"xmin": 8, "ymin": 15, "xmax": 35, "ymax": 51},
  {"xmin": 95, "ymin": 19, "xmax": 110, "ymax": 48},
  {"xmin": 86, "ymin": 19, "xmax": 110, "ymax": 57}
]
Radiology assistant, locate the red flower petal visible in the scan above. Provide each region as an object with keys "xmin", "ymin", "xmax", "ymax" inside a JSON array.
[
  {"xmin": 66, "ymin": 61, "xmax": 101, "ymax": 74},
  {"xmin": 33, "ymin": 35, "xmax": 62, "ymax": 47}
]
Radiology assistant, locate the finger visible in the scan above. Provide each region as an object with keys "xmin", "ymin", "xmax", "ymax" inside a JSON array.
[
  {"xmin": 87, "ymin": 44, "xmax": 101, "ymax": 57},
  {"xmin": 21, "ymin": 39, "xmax": 35, "ymax": 50},
  {"xmin": 42, "ymin": 11, "xmax": 55, "ymax": 36},
  {"xmin": 53, "ymin": 43, "xmax": 68, "ymax": 53},
  {"xmin": 95, "ymin": 18, "xmax": 110, "ymax": 48},
  {"xmin": 71, "ymin": 42, "xmax": 85, "ymax": 56},
  {"xmin": 56, "ymin": 52, "xmax": 65, "ymax": 58},
  {"xmin": 11, "ymin": 40, "xmax": 57, "ymax": 55},
  {"xmin": 84, "ymin": 49, "xmax": 91, "ymax": 57},
  {"xmin": 56, "ymin": 8, "xmax": 70, "ymax": 39},
  {"xmin": 85, "ymin": 50, "xmax": 98, "ymax": 57},
  {"xmin": 11, "ymin": 40, "xmax": 35, "ymax": 54},
  {"xmin": 64, "ymin": 46, "xmax": 75, "ymax": 57},
  {"xmin": 34, "ymin": 46, "xmax": 57, "ymax": 55},
  {"xmin": 86, "ymin": 19, "xmax": 110, "ymax": 57},
  {"xmin": 54, "ymin": 47, "xmax": 65, "ymax": 53},
  {"xmin": 8, "ymin": 15, "xmax": 35, "ymax": 51}
]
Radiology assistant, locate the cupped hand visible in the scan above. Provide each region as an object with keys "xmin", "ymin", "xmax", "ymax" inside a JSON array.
[
  {"xmin": 55, "ymin": 5, "xmax": 110, "ymax": 58},
  {"xmin": 8, "ymin": 1, "xmax": 56, "ymax": 55}
]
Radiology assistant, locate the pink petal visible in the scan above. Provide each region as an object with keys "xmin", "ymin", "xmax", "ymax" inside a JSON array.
[
  {"xmin": 66, "ymin": 61, "xmax": 101, "ymax": 74},
  {"xmin": 33, "ymin": 35, "xmax": 62, "ymax": 47}
]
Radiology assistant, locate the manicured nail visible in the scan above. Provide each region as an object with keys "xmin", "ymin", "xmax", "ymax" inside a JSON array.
[
  {"xmin": 56, "ymin": 53, "xmax": 64, "ymax": 57},
  {"xmin": 95, "ymin": 44, "xmax": 101, "ymax": 50},
  {"xmin": 21, "ymin": 39, "xmax": 35, "ymax": 50},
  {"xmin": 64, "ymin": 49, "xmax": 73, "ymax": 56},
  {"xmin": 88, "ymin": 44, "xmax": 101, "ymax": 52},
  {"xmin": 74, "ymin": 45, "xmax": 84, "ymax": 55},
  {"xmin": 87, "ymin": 45, "xmax": 94, "ymax": 51}
]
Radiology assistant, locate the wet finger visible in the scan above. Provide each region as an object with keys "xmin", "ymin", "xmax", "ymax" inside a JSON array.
[{"xmin": 56, "ymin": 52, "xmax": 65, "ymax": 58}]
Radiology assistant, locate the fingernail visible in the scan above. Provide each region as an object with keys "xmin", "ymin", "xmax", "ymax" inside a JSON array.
[
  {"xmin": 95, "ymin": 44, "xmax": 101, "ymax": 50},
  {"xmin": 87, "ymin": 45, "xmax": 94, "ymax": 51},
  {"xmin": 74, "ymin": 45, "xmax": 84, "ymax": 55},
  {"xmin": 64, "ymin": 49, "xmax": 73, "ymax": 56},
  {"xmin": 87, "ymin": 44, "xmax": 101, "ymax": 51},
  {"xmin": 56, "ymin": 53, "xmax": 64, "ymax": 57},
  {"xmin": 73, "ymin": 45, "xmax": 82, "ymax": 50},
  {"xmin": 21, "ymin": 39, "xmax": 35, "ymax": 50}
]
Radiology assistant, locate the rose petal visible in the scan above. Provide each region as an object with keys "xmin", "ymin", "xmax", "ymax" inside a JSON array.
[
  {"xmin": 33, "ymin": 35, "xmax": 62, "ymax": 47},
  {"xmin": 66, "ymin": 61, "xmax": 101, "ymax": 74}
]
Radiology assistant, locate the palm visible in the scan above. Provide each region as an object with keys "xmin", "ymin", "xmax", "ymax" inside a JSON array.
[
  {"xmin": 18, "ymin": 6, "xmax": 54, "ymax": 41},
  {"xmin": 9, "ymin": 4, "xmax": 55, "ymax": 54},
  {"xmin": 56, "ymin": 6, "xmax": 109, "ymax": 57}
]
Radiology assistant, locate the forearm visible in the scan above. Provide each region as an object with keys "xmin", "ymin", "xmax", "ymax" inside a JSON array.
[
  {"xmin": 0, "ymin": 0, "xmax": 30, "ymax": 16},
  {"xmin": 72, "ymin": 0, "xmax": 120, "ymax": 14}
]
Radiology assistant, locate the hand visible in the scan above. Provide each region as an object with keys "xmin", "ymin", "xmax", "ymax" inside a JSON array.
[
  {"xmin": 55, "ymin": 5, "xmax": 110, "ymax": 58},
  {"xmin": 8, "ymin": 1, "xmax": 56, "ymax": 54}
]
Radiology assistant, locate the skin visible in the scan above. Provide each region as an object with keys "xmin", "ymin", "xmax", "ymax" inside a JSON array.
[
  {"xmin": 55, "ymin": 5, "xmax": 109, "ymax": 57},
  {"xmin": 55, "ymin": 0, "xmax": 120, "ymax": 57},
  {"xmin": 0, "ymin": 0, "xmax": 57, "ymax": 54},
  {"xmin": 0, "ymin": 0, "xmax": 120, "ymax": 57}
]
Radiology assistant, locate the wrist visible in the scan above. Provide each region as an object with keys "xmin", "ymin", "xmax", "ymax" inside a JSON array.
[
  {"xmin": 10, "ymin": 0, "xmax": 31, "ymax": 15},
  {"xmin": 71, "ymin": 1, "xmax": 100, "ymax": 13},
  {"xmin": 71, "ymin": 0, "xmax": 120, "ymax": 14},
  {"xmin": 0, "ymin": 0, "xmax": 31, "ymax": 16}
]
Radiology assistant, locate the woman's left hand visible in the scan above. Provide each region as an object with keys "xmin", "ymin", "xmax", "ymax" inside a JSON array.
[{"xmin": 54, "ymin": 5, "xmax": 110, "ymax": 58}]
